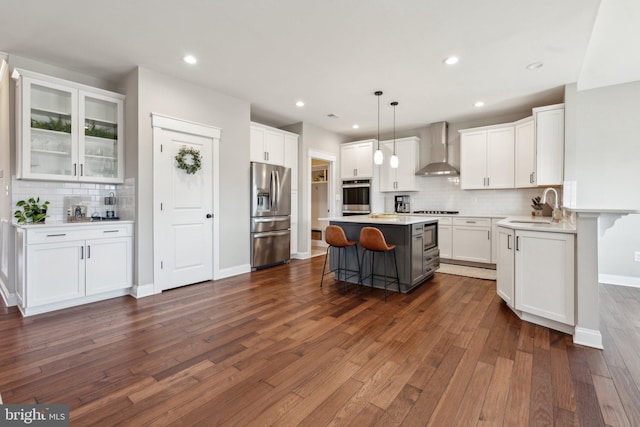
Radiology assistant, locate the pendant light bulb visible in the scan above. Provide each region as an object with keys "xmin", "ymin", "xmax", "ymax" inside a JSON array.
[
  {"xmin": 374, "ymin": 91, "xmax": 383, "ymax": 165},
  {"xmin": 390, "ymin": 101, "xmax": 399, "ymax": 169},
  {"xmin": 390, "ymin": 154, "xmax": 399, "ymax": 169},
  {"xmin": 374, "ymin": 149, "xmax": 384, "ymax": 165}
]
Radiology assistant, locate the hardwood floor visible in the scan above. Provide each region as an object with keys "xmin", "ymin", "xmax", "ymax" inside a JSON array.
[{"xmin": 1, "ymin": 257, "xmax": 639, "ymax": 426}]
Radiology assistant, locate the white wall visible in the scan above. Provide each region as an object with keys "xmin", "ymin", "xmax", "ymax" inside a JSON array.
[
  {"xmin": 574, "ymin": 80, "xmax": 640, "ymax": 209},
  {"xmin": 565, "ymin": 80, "xmax": 640, "ymax": 286},
  {"xmin": 599, "ymin": 214, "xmax": 640, "ymax": 286},
  {"xmin": 135, "ymin": 67, "xmax": 251, "ymax": 287},
  {"xmin": 284, "ymin": 122, "xmax": 345, "ymax": 256},
  {"xmin": 0, "ymin": 56, "xmax": 12, "ymax": 296}
]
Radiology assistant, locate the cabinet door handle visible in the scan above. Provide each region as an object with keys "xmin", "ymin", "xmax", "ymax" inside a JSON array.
[
  {"xmin": 516, "ymin": 236, "xmax": 520, "ymax": 251},
  {"xmin": 80, "ymin": 164, "xmax": 84, "ymax": 176},
  {"xmin": 487, "ymin": 230, "xmax": 490, "ymax": 240},
  {"xmin": 73, "ymin": 163, "xmax": 77, "ymax": 176},
  {"xmin": 532, "ymin": 171, "xmax": 535, "ymax": 183},
  {"xmin": 466, "ymin": 220, "xmax": 476, "ymax": 224},
  {"xmin": 487, "ymin": 177, "xmax": 490, "ymax": 187},
  {"xmin": 80, "ymin": 246, "xmax": 84, "ymax": 260},
  {"xmin": 46, "ymin": 233, "xmax": 66, "ymax": 237},
  {"xmin": 507, "ymin": 234, "xmax": 511, "ymax": 249},
  {"xmin": 103, "ymin": 230, "xmax": 119, "ymax": 233},
  {"xmin": 87, "ymin": 245, "xmax": 91, "ymax": 259}
]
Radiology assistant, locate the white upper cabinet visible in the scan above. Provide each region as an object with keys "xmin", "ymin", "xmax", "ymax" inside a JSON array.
[
  {"xmin": 515, "ymin": 104, "xmax": 565, "ymax": 188},
  {"xmin": 340, "ymin": 140, "xmax": 374, "ymax": 180},
  {"xmin": 533, "ymin": 104, "xmax": 564, "ymax": 186},
  {"xmin": 515, "ymin": 116, "xmax": 536, "ymax": 188},
  {"xmin": 13, "ymin": 69, "xmax": 125, "ymax": 183},
  {"xmin": 250, "ymin": 122, "xmax": 287, "ymax": 166},
  {"xmin": 379, "ymin": 136, "xmax": 420, "ymax": 192},
  {"xmin": 460, "ymin": 125, "xmax": 514, "ymax": 189}
]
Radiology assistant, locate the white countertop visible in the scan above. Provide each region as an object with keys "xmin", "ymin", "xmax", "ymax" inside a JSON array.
[
  {"xmin": 14, "ymin": 220, "xmax": 134, "ymax": 229},
  {"xmin": 496, "ymin": 216, "xmax": 576, "ymax": 234},
  {"xmin": 329, "ymin": 214, "xmax": 438, "ymax": 225},
  {"xmin": 407, "ymin": 213, "xmax": 508, "ymax": 219}
]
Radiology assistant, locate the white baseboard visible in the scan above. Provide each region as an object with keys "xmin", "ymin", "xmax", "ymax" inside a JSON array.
[
  {"xmin": 0, "ymin": 277, "xmax": 17, "ymax": 307},
  {"xmin": 216, "ymin": 264, "xmax": 251, "ymax": 279},
  {"xmin": 295, "ymin": 251, "xmax": 313, "ymax": 260},
  {"xmin": 574, "ymin": 326, "xmax": 603, "ymax": 349},
  {"xmin": 129, "ymin": 283, "xmax": 156, "ymax": 298},
  {"xmin": 599, "ymin": 274, "xmax": 640, "ymax": 288}
]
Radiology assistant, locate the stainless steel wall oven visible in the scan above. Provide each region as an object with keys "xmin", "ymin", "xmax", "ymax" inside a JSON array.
[{"xmin": 342, "ymin": 179, "xmax": 370, "ymax": 215}]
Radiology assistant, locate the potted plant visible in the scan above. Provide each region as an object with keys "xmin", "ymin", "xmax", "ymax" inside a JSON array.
[{"xmin": 14, "ymin": 197, "xmax": 50, "ymax": 223}]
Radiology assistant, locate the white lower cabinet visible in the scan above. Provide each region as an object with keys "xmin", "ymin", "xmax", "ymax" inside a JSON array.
[
  {"xmin": 496, "ymin": 226, "xmax": 515, "ymax": 307},
  {"xmin": 16, "ymin": 222, "xmax": 133, "ymax": 316},
  {"xmin": 496, "ymin": 226, "xmax": 575, "ymax": 328},
  {"xmin": 437, "ymin": 217, "xmax": 452, "ymax": 259},
  {"xmin": 451, "ymin": 217, "xmax": 491, "ymax": 263},
  {"xmin": 514, "ymin": 230, "xmax": 575, "ymax": 325}
]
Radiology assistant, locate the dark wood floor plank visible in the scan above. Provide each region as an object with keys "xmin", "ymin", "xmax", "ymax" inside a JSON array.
[
  {"xmin": 0, "ymin": 260, "xmax": 637, "ymax": 426},
  {"xmin": 478, "ymin": 356, "xmax": 514, "ymax": 426}
]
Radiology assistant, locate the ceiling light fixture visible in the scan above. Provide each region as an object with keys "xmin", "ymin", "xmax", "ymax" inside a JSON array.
[
  {"xmin": 296, "ymin": 100, "xmax": 305, "ymax": 107},
  {"xmin": 390, "ymin": 101, "xmax": 399, "ymax": 169},
  {"xmin": 526, "ymin": 61, "xmax": 544, "ymax": 70},
  {"xmin": 373, "ymin": 91, "xmax": 384, "ymax": 165},
  {"xmin": 474, "ymin": 101, "xmax": 485, "ymax": 108},
  {"xmin": 183, "ymin": 55, "xmax": 197, "ymax": 65},
  {"xmin": 443, "ymin": 56, "xmax": 459, "ymax": 65},
  {"xmin": 352, "ymin": 124, "xmax": 359, "ymax": 129}
]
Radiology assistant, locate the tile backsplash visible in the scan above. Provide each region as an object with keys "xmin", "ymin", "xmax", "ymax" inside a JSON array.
[
  {"xmin": 379, "ymin": 176, "xmax": 562, "ymax": 216},
  {"xmin": 11, "ymin": 177, "xmax": 134, "ymax": 222}
]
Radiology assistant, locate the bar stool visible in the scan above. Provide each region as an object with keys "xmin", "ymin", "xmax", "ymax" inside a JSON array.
[
  {"xmin": 320, "ymin": 225, "xmax": 361, "ymax": 292},
  {"xmin": 359, "ymin": 227, "xmax": 399, "ymax": 300}
]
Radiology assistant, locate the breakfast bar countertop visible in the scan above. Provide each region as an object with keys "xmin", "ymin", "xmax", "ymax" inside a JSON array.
[{"xmin": 323, "ymin": 214, "xmax": 438, "ymax": 226}]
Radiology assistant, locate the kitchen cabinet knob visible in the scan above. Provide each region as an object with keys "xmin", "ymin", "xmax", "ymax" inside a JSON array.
[{"xmin": 206, "ymin": 213, "xmax": 213, "ymax": 218}]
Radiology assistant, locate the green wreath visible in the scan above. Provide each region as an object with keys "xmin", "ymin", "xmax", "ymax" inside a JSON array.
[{"xmin": 175, "ymin": 146, "xmax": 202, "ymax": 174}]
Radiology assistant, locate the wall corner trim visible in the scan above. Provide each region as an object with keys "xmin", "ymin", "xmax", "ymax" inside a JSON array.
[
  {"xmin": 573, "ymin": 326, "xmax": 603, "ymax": 349},
  {"xmin": 129, "ymin": 283, "xmax": 157, "ymax": 299}
]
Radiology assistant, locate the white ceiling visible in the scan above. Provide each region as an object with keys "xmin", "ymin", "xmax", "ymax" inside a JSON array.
[{"xmin": 1, "ymin": 0, "xmax": 603, "ymax": 138}]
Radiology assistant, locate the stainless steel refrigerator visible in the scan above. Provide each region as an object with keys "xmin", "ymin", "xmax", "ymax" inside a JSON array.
[{"xmin": 251, "ymin": 162, "xmax": 291, "ymax": 269}]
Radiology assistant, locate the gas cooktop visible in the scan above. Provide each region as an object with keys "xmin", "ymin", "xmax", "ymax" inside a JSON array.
[{"xmin": 412, "ymin": 210, "xmax": 460, "ymax": 215}]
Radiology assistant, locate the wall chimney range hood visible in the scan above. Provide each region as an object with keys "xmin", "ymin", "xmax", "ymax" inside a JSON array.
[{"xmin": 415, "ymin": 121, "xmax": 459, "ymax": 176}]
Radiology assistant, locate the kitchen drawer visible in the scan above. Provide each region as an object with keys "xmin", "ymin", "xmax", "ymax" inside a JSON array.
[
  {"xmin": 453, "ymin": 217, "xmax": 491, "ymax": 227},
  {"xmin": 26, "ymin": 223, "xmax": 133, "ymax": 244},
  {"xmin": 412, "ymin": 223, "xmax": 424, "ymax": 235},
  {"xmin": 437, "ymin": 217, "xmax": 452, "ymax": 225}
]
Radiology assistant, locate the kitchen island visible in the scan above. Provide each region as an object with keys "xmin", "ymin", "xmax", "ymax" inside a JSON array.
[{"xmin": 329, "ymin": 215, "xmax": 439, "ymax": 293}]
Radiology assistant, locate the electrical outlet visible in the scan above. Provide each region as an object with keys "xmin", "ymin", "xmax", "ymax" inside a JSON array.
[{"xmin": 635, "ymin": 251, "xmax": 640, "ymax": 262}]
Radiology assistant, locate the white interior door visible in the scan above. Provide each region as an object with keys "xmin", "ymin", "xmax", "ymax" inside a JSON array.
[{"xmin": 154, "ymin": 128, "xmax": 213, "ymax": 291}]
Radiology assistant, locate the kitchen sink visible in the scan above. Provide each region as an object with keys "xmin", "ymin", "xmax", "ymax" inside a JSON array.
[{"xmin": 509, "ymin": 219, "xmax": 553, "ymax": 224}]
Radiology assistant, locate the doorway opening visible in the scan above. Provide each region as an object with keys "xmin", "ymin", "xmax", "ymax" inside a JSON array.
[{"xmin": 311, "ymin": 159, "xmax": 330, "ymax": 257}]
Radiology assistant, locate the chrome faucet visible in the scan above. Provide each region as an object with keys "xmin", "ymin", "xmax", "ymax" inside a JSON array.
[{"xmin": 541, "ymin": 187, "xmax": 562, "ymax": 221}]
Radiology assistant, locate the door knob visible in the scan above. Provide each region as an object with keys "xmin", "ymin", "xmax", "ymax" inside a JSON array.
[{"xmin": 206, "ymin": 213, "xmax": 213, "ymax": 218}]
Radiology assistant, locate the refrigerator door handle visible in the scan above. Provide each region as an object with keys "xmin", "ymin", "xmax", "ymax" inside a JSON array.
[
  {"xmin": 274, "ymin": 170, "xmax": 279, "ymax": 212},
  {"xmin": 254, "ymin": 217, "xmax": 289, "ymax": 223},
  {"xmin": 253, "ymin": 230, "xmax": 290, "ymax": 238}
]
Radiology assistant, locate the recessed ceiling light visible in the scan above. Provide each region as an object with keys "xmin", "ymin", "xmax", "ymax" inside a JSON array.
[
  {"xmin": 443, "ymin": 56, "xmax": 459, "ymax": 65},
  {"xmin": 526, "ymin": 61, "xmax": 543, "ymax": 70},
  {"xmin": 296, "ymin": 101, "xmax": 305, "ymax": 107},
  {"xmin": 183, "ymin": 55, "xmax": 197, "ymax": 65},
  {"xmin": 474, "ymin": 101, "xmax": 485, "ymax": 108},
  {"xmin": 352, "ymin": 124, "xmax": 359, "ymax": 129}
]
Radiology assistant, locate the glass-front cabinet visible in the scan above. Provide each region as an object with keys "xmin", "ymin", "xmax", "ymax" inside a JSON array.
[{"xmin": 13, "ymin": 69, "xmax": 125, "ymax": 183}]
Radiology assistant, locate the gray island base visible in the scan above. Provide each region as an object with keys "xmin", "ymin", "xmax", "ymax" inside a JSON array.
[{"xmin": 329, "ymin": 215, "xmax": 440, "ymax": 294}]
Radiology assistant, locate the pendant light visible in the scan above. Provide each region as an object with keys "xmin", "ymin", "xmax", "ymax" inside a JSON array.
[
  {"xmin": 390, "ymin": 101, "xmax": 399, "ymax": 168},
  {"xmin": 373, "ymin": 91, "xmax": 384, "ymax": 165}
]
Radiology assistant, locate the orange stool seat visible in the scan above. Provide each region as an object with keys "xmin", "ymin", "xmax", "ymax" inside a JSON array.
[{"xmin": 359, "ymin": 227, "xmax": 399, "ymax": 300}]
